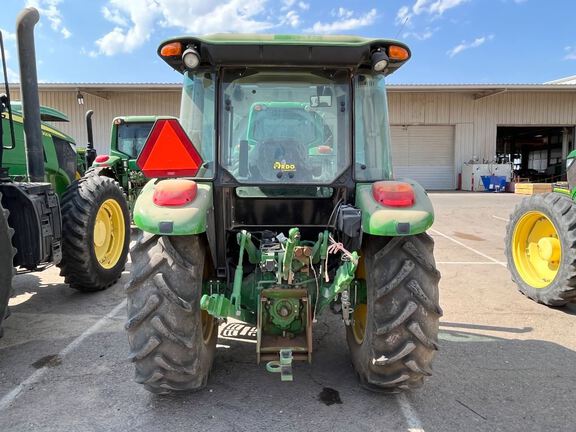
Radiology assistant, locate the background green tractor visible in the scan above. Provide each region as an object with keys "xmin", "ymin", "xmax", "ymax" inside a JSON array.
[
  {"xmin": 0, "ymin": 8, "xmax": 130, "ymax": 335},
  {"xmin": 89, "ymin": 115, "xmax": 160, "ymax": 209},
  {"xmin": 126, "ymin": 34, "xmax": 442, "ymax": 394},
  {"xmin": 505, "ymin": 151, "xmax": 576, "ymax": 306}
]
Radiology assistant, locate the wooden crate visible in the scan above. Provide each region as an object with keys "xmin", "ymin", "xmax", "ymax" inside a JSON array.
[{"xmin": 514, "ymin": 183, "xmax": 553, "ymax": 195}]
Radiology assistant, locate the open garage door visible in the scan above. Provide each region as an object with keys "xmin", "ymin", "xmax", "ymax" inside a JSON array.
[{"xmin": 391, "ymin": 125, "xmax": 455, "ymax": 190}]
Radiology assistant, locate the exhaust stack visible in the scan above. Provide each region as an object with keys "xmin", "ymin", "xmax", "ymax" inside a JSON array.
[
  {"xmin": 85, "ymin": 110, "xmax": 96, "ymax": 167},
  {"xmin": 16, "ymin": 7, "xmax": 44, "ymax": 182}
]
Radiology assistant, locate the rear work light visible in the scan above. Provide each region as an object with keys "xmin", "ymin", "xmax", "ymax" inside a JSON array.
[
  {"xmin": 182, "ymin": 46, "xmax": 200, "ymax": 70},
  {"xmin": 153, "ymin": 179, "xmax": 198, "ymax": 207},
  {"xmin": 372, "ymin": 181, "xmax": 415, "ymax": 207}
]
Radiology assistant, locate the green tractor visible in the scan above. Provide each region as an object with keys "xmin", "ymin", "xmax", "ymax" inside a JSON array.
[
  {"xmin": 0, "ymin": 8, "xmax": 130, "ymax": 335},
  {"xmin": 505, "ymin": 152, "xmax": 576, "ymax": 306},
  {"xmin": 89, "ymin": 115, "xmax": 159, "ymax": 209},
  {"xmin": 127, "ymin": 34, "xmax": 442, "ymax": 393}
]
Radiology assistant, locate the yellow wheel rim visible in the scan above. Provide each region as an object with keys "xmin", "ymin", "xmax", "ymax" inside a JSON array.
[
  {"xmin": 93, "ymin": 199, "xmax": 125, "ymax": 269},
  {"xmin": 352, "ymin": 303, "xmax": 368, "ymax": 344},
  {"xmin": 512, "ymin": 211, "xmax": 561, "ymax": 288},
  {"xmin": 201, "ymin": 310, "xmax": 215, "ymax": 344}
]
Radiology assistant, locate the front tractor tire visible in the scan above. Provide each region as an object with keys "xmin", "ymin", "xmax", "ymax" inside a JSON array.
[
  {"xmin": 126, "ymin": 234, "xmax": 217, "ymax": 394},
  {"xmin": 0, "ymin": 193, "xmax": 16, "ymax": 337},
  {"xmin": 59, "ymin": 174, "xmax": 130, "ymax": 291},
  {"xmin": 347, "ymin": 234, "xmax": 442, "ymax": 392},
  {"xmin": 505, "ymin": 193, "xmax": 576, "ymax": 306}
]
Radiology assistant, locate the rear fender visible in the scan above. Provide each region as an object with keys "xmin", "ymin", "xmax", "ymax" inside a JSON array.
[
  {"xmin": 355, "ymin": 180, "xmax": 434, "ymax": 236},
  {"xmin": 91, "ymin": 154, "xmax": 122, "ymax": 170},
  {"xmin": 133, "ymin": 179, "xmax": 212, "ymax": 235}
]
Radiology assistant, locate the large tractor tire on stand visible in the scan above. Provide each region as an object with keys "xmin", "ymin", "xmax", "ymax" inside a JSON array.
[
  {"xmin": 347, "ymin": 233, "xmax": 442, "ymax": 392},
  {"xmin": 0, "ymin": 193, "xmax": 16, "ymax": 337},
  {"xmin": 126, "ymin": 234, "xmax": 217, "ymax": 394},
  {"xmin": 58, "ymin": 174, "xmax": 130, "ymax": 291},
  {"xmin": 506, "ymin": 192, "xmax": 576, "ymax": 306}
]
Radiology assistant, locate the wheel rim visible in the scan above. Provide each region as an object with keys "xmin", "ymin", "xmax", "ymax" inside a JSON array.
[
  {"xmin": 352, "ymin": 303, "xmax": 367, "ymax": 344},
  {"xmin": 93, "ymin": 199, "xmax": 125, "ymax": 269},
  {"xmin": 201, "ymin": 310, "xmax": 215, "ymax": 344},
  {"xmin": 512, "ymin": 211, "xmax": 561, "ymax": 288}
]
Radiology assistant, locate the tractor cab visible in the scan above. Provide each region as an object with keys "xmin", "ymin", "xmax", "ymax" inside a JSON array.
[{"xmin": 136, "ymin": 34, "xmax": 420, "ymax": 268}]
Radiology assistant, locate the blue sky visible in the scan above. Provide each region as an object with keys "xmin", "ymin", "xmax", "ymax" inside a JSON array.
[{"xmin": 0, "ymin": 0, "xmax": 575, "ymax": 84}]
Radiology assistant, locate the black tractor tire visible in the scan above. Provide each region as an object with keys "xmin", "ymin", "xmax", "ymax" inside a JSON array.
[
  {"xmin": 505, "ymin": 193, "xmax": 576, "ymax": 306},
  {"xmin": 84, "ymin": 165, "xmax": 118, "ymax": 181},
  {"xmin": 126, "ymin": 233, "xmax": 217, "ymax": 394},
  {"xmin": 0, "ymin": 193, "xmax": 16, "ymax": 337},
  {"xmin": 347, "ymin": 234, "xmax": 442, "ymax": 392},
  {"xmin": 58, "ymin": 174, "xmax": 130, "ymax": 291}
]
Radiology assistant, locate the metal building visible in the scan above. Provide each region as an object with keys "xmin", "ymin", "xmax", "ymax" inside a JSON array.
[{"xmin": 8, "ymin": 82, "xmax": 576, "ymax": 190}]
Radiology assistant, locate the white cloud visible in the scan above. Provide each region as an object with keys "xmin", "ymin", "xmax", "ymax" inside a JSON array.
[
  {"xmin": 281, "ymin": 0, "xmax": 295, "ymax": 12},
  {"xmin": 428, "ymin": 0, "xmax": 469, "ymax": 15},
  {"xmin": 447, "ymin": 34, "xmax": 493, "ymax": 58},
  {"xmin": 395, "ymin": 0, "xmax": 468, "ymax": 29},
  {"xmin": 306, "ymin": 8, "xmax": 377, "ymax": 33},
  {"xmin": 60, "ymin": 27, "xmax": 71, "ymax": 39},
  {"xmin": 26, "ymin": 0, "xmax": 71, "ymax": 39},
  {"xmin": 2, "ymin": 48, "xmax": 19, "ymax": 82},
  {"xmin": 102, "ymin": 6, "xmax": 128, "ymax": 27},
  {"xmin": 0, "ymin": 28, "xmax": 16, "ymax": 42},
  {"xmin": 564, "ymin": 46, "xmax": 576, "ymax": 61},
  {"xmin": 298, "ymin": 2, "xmax": 310, "ymax": 11},
  {"xmin": 7, "ymin": 66, "xmax": 19, "ymax": 83},
  {"xmin": 1, "ymin": 30, "xmax": 19, "ymax": 82},
  {"xmin": 403, "ymin": 27, "xmax": 438, "ymax": 40},
  {"xmin": 283, "ymin": 10, "xmax": 300, "ymax": 28},
  {"xmin": 396, "ymin": 6, "xmax": 412, "ymax": 25},
  {"xmin": 95, "ymin": 0, "xmax": 161, "ymax": 56},
  {"xmin": 412, "ymin": 0, "xmax": 430, "ymax": 15},
  {"xmin": 94, "ymin": 0, "xmax": 276, "ymax": 56},
  {"xmin": 333, "ymin": 8, "xmax": 354, "ymax": 19}
]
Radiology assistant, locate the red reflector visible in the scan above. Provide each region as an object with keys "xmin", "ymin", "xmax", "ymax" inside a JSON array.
[
  {"xmin": 137, "ymin": 119, "xmax": 204, "ymax": 178},
  {"xmin": 153, "ymin": 180, "xmax": 198, "ymax": 206},
  {"xmin": 372, "ymin": 181, "xmax": 415, "ymax": 207},
  {"xmin": 318, "ymin": 145, "xmax": 332, "ymax": 154},
  {"xmin": 94, "ymin": 155, "xmax": 109, "ymax": 163}
]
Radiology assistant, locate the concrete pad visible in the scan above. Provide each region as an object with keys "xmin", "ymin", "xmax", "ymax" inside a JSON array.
[{"xmin": 0, "ymin": 191, "xmax": 574, "ymax": 431}]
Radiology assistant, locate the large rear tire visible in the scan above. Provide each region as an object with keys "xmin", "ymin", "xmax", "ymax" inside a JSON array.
[
  {"xmin": 347, "ymin": 234, "xmax": 442, "ymax": 391},
  {"xmin": 59, "ymin": 174, "xmax": 130, "ymax": 291},
  {"xmin": 0, "ymin": 193, "xmax": 16, "ymax": 337},
  {"xmin": 126, "ymin": 233, "xmax": 217, "ymax": 394},
  {"xmin": 505, "ymin": 192, "xmax": 576, "ymax": 306}
]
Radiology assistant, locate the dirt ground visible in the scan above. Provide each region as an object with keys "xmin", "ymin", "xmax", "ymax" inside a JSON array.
[{"xmin": 0, "ymin": 192, "xmax": 574, "ymax": 432}]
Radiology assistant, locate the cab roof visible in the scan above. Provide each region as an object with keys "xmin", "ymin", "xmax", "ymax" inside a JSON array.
[
  {"xmin": 10, "ymin": 101, "xmax": 69, "ymax": 122},
  {"xmin": 158, "ymin": 34, "xmax": 411, "ymax": 76}
]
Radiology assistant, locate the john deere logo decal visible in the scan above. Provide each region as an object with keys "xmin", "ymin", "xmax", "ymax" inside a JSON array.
[{"xmin": 274, "ymin": 161, "xmax": 296, "ymax": 172}]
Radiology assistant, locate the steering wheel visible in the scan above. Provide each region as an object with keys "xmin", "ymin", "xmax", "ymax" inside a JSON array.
[{"xmin": 249, "ymin": 138, "xmax": 309, "ymax": 181}]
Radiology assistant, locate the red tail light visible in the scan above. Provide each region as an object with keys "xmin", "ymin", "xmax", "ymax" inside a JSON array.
[
  {"xmin": 372, "ymin": 181, "xmax": 415, "ymax": 207},
  {"xmin": 94, "ymin": 155, "xmax": 109, "ymax": 163},
  {"xmin": 137, "ymin": 118, "xmax": 204, "ymax": 178},
  {"xmin": 153, "ymin": 179, "xmax": 198, "ymax": 206}
]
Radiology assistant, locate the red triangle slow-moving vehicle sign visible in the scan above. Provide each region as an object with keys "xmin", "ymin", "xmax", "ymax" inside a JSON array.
[{"xmin": 137, "ymin": 119, "xmax": 204, "ymax": 178}]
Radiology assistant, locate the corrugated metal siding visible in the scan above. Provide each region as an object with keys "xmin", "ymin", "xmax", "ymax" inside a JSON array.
[
  {"xmin": 9, "ymin": 86, "xmax": 576, "ymax": 187},
  {"xmin": 391, "ymin": 125, "xmax": 455, "ymax": 189},
  {"xmin": 389, "ymin": 91, "xmax": 576, "ymax": 185},
  {"xmin": 10, "ymin": 88, "xmax": 181, "ymax": 155}
]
